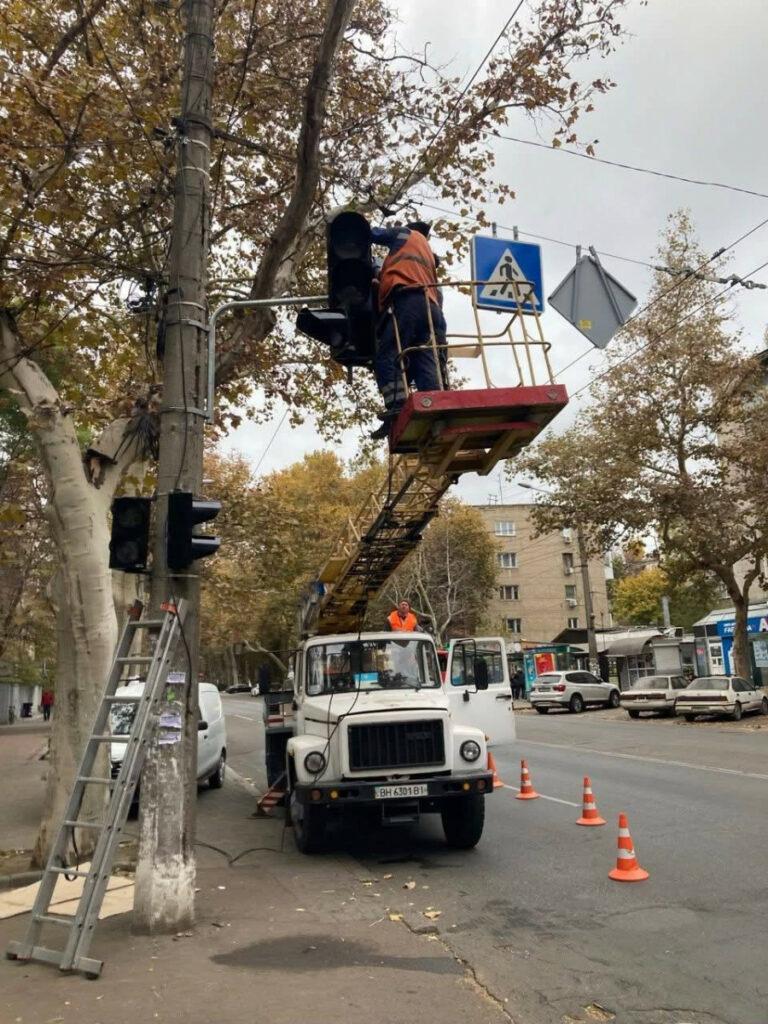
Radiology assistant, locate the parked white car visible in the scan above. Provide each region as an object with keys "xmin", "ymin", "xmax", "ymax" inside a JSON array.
[
  {"xmin": 110, "ymin": 681, "xmax": 227, "ymax": 799},
  {"xmin": 675, "ymin": 676, "xmax": 768, "ymax": 722},
  {"xmin": 528, "ymin": 670, "xmax": 620, "ymax": 714},
  {"xmin": 620, "ymin": 674, "xmax": 689, "ymax": 718}
]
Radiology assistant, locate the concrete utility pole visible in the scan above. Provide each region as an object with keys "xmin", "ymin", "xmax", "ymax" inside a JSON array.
[
  {"xmin": 134, "ymin": 0, "xmax": 214, "ymax": 932},
  {"xmin": 576, "ymin": 526, "xmax": 600, "ymax": 675}
]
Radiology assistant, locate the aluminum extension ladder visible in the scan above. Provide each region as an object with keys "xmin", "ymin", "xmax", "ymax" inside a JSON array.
[{"xmin": 6, "ymin": 599, "xmax": 187, "ymax": 978}]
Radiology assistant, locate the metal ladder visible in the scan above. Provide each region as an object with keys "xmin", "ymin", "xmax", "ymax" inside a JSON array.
[{"xmin": 6, "ymin": 599, "xmax": 188, "ymax": 978}]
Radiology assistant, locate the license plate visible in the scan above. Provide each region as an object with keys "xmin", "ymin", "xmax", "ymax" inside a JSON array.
[{"xmin": 374, "ymin": 783, "xmax": 428, "ymax": 800}]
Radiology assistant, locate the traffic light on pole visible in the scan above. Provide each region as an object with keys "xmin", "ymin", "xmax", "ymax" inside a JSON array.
[
  {"xmin": 166, "ymin": 491, "xmax": 221, "ymax": 572},
  {"xmin": 296, "ymin": 211, "xmax": 376, "ymax": 368},
  {"xmin": 109, "ymin": 497, "xmax": 152, "ymax": 573}
]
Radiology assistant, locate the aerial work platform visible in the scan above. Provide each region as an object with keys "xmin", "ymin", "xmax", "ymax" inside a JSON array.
[{"xmin": 301, "ymin": 277, "xmax": 569, "ymax": 636}]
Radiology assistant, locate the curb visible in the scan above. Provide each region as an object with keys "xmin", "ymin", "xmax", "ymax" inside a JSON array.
[{"xmin": 0, "ymin": 869, "xmax": 43, "ymax": 890}]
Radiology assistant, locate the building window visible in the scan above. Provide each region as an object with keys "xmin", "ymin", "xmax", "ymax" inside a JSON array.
[
  {"xmin": 498, "ymin": 552, "xmax": 517, "ymax": 569},
  {"xmin": 494, "ymin": 521, "xmax": 516, "ymax": 536},
  {"xmin": 563, "ymin": 552, "xmax": 575, "ymax": 575},
  {"xmin": 499, "ymin": 585, "xmax": 519, "ymax": 601},
  {"xmin": 562, "ymin": 528, "xmax": 573, "ymax": 544},
  {"xmin": 565, "ymin": 584, "xmax": 577, "ymax": 601},
  {"xmin": 505, "ymin": 618, "xmax": 522, "ymax": 634},
  {"xmin": 567, "ymin": 617, "xmax": 579, "ymax": 629}
]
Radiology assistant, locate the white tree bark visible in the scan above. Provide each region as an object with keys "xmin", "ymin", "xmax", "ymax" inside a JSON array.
[{"xmin": 1, "ymin": 314, "xmax": 145, "ymax": 864}]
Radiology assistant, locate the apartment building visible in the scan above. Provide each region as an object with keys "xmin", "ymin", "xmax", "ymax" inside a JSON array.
[{"xmin": 476, "ymin": 503, "xmax": 611, "ymax": 644}]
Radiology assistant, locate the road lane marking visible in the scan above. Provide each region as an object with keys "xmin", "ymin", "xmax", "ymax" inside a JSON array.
[
  {"xmin": 501, "ymin": 784, "xmax": 580, "ymax": 807},
  {"xmin": 230, "ymin": 713, "xmax": 256, "ymax": 721},
  {"xmin": 226, "ymin": 765, "xmax": 262, "ymax": 796},
  {"xmin": 516, "ymin": 738, "xmax": 768, "ymax": 781}
]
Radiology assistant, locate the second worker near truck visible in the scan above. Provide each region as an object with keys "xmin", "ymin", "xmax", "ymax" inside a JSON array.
[{"xmin": 370, "ymin": 221, "xmax": 448, "ymax": 440}]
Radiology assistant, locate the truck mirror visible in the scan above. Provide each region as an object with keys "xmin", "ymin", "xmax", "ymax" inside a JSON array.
[{"xmin": 474, "ymin": 659, "xmax": 489, "ymax": 691}]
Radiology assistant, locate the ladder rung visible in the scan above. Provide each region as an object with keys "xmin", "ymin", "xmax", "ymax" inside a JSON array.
[
  {"xmin": 104, "ymin": 695, "xmax": 142, "ymax": 703},
  {"xmin": 63, "ymin": 820, "xmax": 104, "ymax": 831},
  {"xmin": 116, "ymin": 656, "xmax": 153, "ymax": 664},
  {"xmin": 35, "ymin": 914, "xmax": 74, "ymax": 927},
  {"xmin": 92, "ymin": 734, "xmax": 129, "ymax": 742},
  {"xmin": 129, "ymin": 618, "xmax": 165, "ymax": 629},
  {"xmin": 49, "ymin": 866, "xmax": 91, "ymax": 877},
  {"xmin": 77, "ymin": 776, "xmax": 115, "ymax": 785}
]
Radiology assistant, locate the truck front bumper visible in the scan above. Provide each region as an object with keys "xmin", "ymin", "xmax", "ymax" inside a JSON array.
[{"xmin": 293, "ymin": 771, "xmax": 494, "ymax": 808}]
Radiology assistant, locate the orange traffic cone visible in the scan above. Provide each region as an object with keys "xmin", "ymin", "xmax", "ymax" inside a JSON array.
[
  {"xmin": 487, "ymin": 751, "xmax": 504, "ymax": 790},
  {"xmin": 576, "ymin": 776, "xmax": 606, "ymax": 826},
  {"xmin": 608, "ymin": 813, "xmax": 649, "ymax": 882},
  {"xmin": 515, "ymin": 759, "xmax": 540, "ymax": 800}
]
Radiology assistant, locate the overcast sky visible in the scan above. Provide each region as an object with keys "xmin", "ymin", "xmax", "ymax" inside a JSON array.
[{"xmin": 220, "ymin": 0, "xmax": 768, "ymax": 505}]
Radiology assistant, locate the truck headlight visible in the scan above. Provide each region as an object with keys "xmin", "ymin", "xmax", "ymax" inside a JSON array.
[
  {"xmin": 304, "ymin": 751, "xmax": 326, "ymax": 774},
  {"xmin": 460, "ymin": 740, "xmax": 481, "ymax": 763}
]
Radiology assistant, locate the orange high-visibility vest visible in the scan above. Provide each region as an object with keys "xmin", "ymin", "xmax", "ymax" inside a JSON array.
[
  {"xmin": 388, "ymin": 609, "xmax": 418, "ymax": 632},
  {"xmin": 378, "ymin": 231, "xmax": 439, "ymax": 311}
]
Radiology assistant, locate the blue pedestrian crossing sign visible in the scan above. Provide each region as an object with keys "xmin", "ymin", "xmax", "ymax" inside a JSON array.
[{"xmin": 471, "ymin": 235, "xmax": 544, "ymax": 315}]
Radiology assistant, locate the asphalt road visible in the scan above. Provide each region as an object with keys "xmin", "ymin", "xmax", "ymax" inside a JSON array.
[{"xmin": 219, "ymin": 695, "xmax": 768, "ymax": 1024}]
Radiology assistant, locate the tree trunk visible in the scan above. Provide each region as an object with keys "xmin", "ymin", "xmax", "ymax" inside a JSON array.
[{"xmin": 730, "ymin": 592, "xmax": 751, "ymax": 679}]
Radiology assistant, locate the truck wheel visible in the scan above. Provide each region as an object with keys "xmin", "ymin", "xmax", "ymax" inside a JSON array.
[
  {"xmin": 290, "ymin": 790, "xmax": 326, "ymax": 854},
  {"xmin": 441, "ymin": 794, "xmax": 485, "ymax": 850}
]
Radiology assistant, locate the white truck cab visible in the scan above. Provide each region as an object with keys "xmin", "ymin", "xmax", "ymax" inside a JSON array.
[{"xmin": 278, "ymin": 631, "xmax": 513, "ymax": 853}]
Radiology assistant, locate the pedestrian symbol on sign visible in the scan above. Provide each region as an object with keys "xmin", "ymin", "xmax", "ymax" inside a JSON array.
[{"xmin": 479, "ymin": 249, "xmax": 541, "ymax": 308}]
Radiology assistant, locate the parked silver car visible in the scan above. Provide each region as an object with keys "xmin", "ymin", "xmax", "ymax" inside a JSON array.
[
  {"xmin": 529, "ymin": 670, "xmax": 620, "ymax": 714},
  {"xmin": 620, "ymin": 674, "xmax": 689, "ymax": 718},
  {"xmin": 675, "ymin": 675, "xmax": 768, "ymax": 722}
]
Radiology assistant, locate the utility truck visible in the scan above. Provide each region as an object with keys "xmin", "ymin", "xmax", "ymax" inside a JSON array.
[
  {"xmin": 263, "ymin": 212, "xmax": 569, "ymax": 851},
  {"xmin": 265, "ymin": 632, "xmax": 514, "ymax": 852}
]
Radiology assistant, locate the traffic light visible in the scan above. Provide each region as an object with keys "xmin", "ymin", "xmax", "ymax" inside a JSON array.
[
  {"xmin": 166, "ymin": 491, "xmax": 221, "ymax": 572},
  {"xmin": 296, "ymin": 211, "xmax": 376, "ymax": 368},
  {"xmin": 109, "ymin": 497, "xmax": 152, "ymax": 573}
]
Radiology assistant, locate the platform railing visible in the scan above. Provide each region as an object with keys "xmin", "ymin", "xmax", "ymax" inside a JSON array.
[{"xmin": 387, "ymin": 277, "xmax": 554, "ymax": 396}]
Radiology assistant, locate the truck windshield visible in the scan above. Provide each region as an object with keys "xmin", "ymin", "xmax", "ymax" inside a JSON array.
[{"xmin": 306, "ymin": 639, "xmax": 440, "ymax": 695}]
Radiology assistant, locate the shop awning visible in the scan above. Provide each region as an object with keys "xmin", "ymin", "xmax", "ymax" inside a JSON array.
[{"xmin": 604, "ymin": 634, "xmax": 661, "ymax": 658}]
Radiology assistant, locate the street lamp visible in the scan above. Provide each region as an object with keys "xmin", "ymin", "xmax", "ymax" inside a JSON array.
[{"xmin": 515, "ymin": 481, "xmax": 600, "ymax": 676}]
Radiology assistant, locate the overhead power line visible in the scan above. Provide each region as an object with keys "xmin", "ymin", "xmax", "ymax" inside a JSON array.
[
  {"xmin": 389, "ymin": 1, "xmax": 525, "ymax": 205},
  {"xmin": 253, "ymin": 408, "xmax": 289, "ymax": 475},
  {"xmin": 491, "ymin": 132, "xmax": 768, "ymax": 202}
]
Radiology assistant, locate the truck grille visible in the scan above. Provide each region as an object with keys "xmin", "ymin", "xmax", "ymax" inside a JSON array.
[{"xmin": 348, "ymin": 720, "xmax": 444, "ymax": 771}]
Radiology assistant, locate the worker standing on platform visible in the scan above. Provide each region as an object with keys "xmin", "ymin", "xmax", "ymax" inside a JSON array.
[
  {"xmin": 386, "ymin": 600, "xmax": 422, "ymax": 632},
  {"xmin": 370, "ymin": 221, "xmax": 448, "ymax": 439}
]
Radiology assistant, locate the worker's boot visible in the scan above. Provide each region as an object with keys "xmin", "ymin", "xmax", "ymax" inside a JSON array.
[{"xmin": 370, "ymin": 405, "xmax": 402, "ymax": 440}]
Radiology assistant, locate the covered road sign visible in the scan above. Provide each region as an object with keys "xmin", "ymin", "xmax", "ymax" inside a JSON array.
[
  {"xmin": 471, "ymin": 235, "xmax": 544, "ymax": 314},
  {"xmin": 548, "ymin": 249, "xmax": 637, "ymax": 349}
]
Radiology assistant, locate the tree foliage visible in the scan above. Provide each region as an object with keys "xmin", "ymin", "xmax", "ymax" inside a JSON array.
[
  {"xmin": 612, "ymin": 565, "xmax": 720, "ymax": 631},
  {"xmin": 517, "ymin": 212, "xmax": 768, "ymax": 676}
]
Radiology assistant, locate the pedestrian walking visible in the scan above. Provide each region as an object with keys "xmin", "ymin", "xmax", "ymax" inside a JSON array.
[
  {"xmin": 41, "ymin": 689, "xmax": 54, "ymax": 721},
  {"xmin": 510, "ymin": 669, "xmax": 525, "ymax": 701}
]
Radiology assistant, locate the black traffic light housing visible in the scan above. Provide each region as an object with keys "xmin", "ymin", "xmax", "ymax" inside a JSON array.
[
  {"xmin": 109, "ymin": 497, "xmax": 152, "ymax": 573},
  {"xmin": 296, "ymin": 211, "xmax": 376, "ymax": 368},
  {"xmin": 166, "ymin": 491, "xmax": 221, "ymax": 572}
]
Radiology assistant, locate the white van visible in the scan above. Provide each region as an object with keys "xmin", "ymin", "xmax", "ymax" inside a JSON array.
[{"xmin": 110, "ymin": 680, "xmax": 227, "ymax": 798}]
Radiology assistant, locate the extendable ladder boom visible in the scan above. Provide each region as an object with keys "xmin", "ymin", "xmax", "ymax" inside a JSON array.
[
  {"xmin": 302, "ymin": 384, "xmax": 567, "ymax": 635},
  {"xmin": 6, "ymin": 600, "xmax": 188, "ymax": 978}
]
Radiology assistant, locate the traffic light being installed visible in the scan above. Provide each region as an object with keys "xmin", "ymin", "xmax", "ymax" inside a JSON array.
[
  {"xmin": 166, "ymin": 491, "xmax": 221, "ymax": 572},
  {"xmin": 296, "ymin": 211, "xmax": 376, "ymax": 368},
  {"xmin": 109, "ymin": 497, "xmax": 152, "ymax": 573}
]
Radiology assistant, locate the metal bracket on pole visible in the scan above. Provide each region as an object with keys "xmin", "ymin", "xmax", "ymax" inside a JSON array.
[
  {"xmin": 588, "ymin": 246, "xmax": 625, "ymax": 326},
  {"xmin": 204, "ymin": 294, "xmax": 329, "ymax": 422}
]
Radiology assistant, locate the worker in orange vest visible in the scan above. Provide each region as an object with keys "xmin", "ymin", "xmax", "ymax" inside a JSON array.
[
  {"xmin": 370, "ymin": 221, "xmax": 448, "ymax": 439},
  {"xmin": 387, "ymin": 600, "xmax": 421, "ymax": 632}
]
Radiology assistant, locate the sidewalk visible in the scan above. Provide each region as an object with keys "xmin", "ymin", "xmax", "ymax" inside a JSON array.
[
  {"xmin": 0, "ymin": 775, "xmax": 511, "ymax": 1024},
  {"xmin": 0, "ymin": 722, "xmax": 49, "ymax": 870}
]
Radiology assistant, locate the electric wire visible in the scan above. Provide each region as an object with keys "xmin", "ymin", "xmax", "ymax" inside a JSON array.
[
  {"xmin": 252, "ymin": 408, "xmax": 289, "ymax": 475},
  {"xmin": 388, "ymin": 1, "xmax": 525, "ymax": 205}
]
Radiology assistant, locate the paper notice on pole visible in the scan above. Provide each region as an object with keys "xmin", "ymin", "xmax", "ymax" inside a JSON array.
[
  {"xmin": 167, "ymin": 671, "xmax": 187, "ymax": 684},
  {"xmin": 158, "ymin": 729, "xmax": 182, "ymax": 745},
  {"xmin": 159, "ymin": 710, "xmax": 182, "ymax": 730}
]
